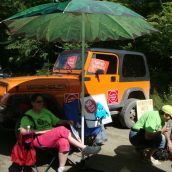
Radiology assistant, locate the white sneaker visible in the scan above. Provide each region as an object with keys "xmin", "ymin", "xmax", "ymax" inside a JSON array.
[
  {"xmin": 57, "ymin": 166, "xmax": 66, "ymax": 172},
  {"xmin": 82, "ymin": 145, "xmax": 101, "ymax": 155}
]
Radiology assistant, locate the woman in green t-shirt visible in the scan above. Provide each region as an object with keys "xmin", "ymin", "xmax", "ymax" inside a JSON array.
[{"xmin": 20, "ymin": 94, "xmax": 101, "ymax": 172}]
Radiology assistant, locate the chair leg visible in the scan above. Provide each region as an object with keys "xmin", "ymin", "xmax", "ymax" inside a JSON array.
[
  {"xmin": 44, "ymin": 156, "xmax": 56, "ymax": 172},
  {"xmin": 33, "ymin": 165, "xmax": 39, "ymax": 172},
  {"xmin": 67, "ymin": 158, "xmax": 76, "ymax": 166}
]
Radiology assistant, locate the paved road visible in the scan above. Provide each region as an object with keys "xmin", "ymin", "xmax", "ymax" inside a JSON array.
[{"xmin": 0, "ymin": 123, "xmax": 172, "ymax": 172}]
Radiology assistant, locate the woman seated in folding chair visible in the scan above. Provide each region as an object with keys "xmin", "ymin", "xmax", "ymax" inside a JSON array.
[{"xmin": 20, "ymin": 93, "xmax": 101, "ymax": 172}]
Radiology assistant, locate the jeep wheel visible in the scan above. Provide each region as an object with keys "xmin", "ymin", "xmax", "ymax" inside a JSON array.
[{"xmin": 119, "ymin": 98, "xmax": 138, "ymax": 128}]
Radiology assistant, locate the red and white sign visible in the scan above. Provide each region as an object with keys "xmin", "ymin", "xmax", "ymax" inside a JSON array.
[
  {"xmin": 88, "ymin": 59, "xmax": 109, "ymax": 74},
  {"xmin": 85, "ymin": 99, "xmax": 97, "ymax": 113},
  {"xmin": 65, "ymin": 56, "xmax": 78, "ymax": 69},
  {"xmin": 107, "ymin": 90, "xmax": 119, "ymax": 104},
  {"xmin": 64, "ymin": 93, "xmax": 79, "ymax": 103},
  {"xmin": 84, "ymin": 94, "xmax": 112, "ymax": 128}
]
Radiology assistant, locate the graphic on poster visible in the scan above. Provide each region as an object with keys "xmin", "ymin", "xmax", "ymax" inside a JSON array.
[
  {"xmin": 88, "ymin": 59, "xmax": 109, "ymax": 74},
  {"xmin": 65, "ymin": 56, "xmax": 78, "ymax": 69},
  {"xmin": 64, "ymin": 93, "xmax": 79, "ymax": 103},
  {"xmin": 83, "ymin": 94, "xmax": 112, "ymax": 128},
  {"xmin": 107, "ymin": 90, "xmax": 119, "ymax": 104},
  {"xmin": 85, "ymin": 99, "xmax": 97, "ymax": 113}
]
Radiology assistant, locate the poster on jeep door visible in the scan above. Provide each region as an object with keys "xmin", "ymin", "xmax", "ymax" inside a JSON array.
[
  {"xmin": 83, "ymin": 94, "xmax": 112, "ymax": 128},
  {"xmin": 88, "ymin": 59, "xmax": 109, "ymax": 74}
]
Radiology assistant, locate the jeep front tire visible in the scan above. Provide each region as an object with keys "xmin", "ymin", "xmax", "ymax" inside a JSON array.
[{"xmin": 119, "ymin": 98, "xmax": 138, "ymax": 128}]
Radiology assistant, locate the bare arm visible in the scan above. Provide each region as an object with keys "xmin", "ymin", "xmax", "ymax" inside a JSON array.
[
  {"xmin": 57, "ymin": 119, "xmax": 74, "ymax": 126},
  {"xmin": 20, "ymin": 127, "xmax": 50, "ymax": 135},
  {"xmin": 164, "ymin": 128, "xmax": 172, "ymax": 152}
]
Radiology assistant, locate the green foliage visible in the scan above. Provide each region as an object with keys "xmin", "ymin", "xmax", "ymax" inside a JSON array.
[
  {"xmin": 150, "ymin": 90, "xmax": 164, "ymax": 110},
  {"xmin": 147, "ymin": 2, "xmax": 172, "ymax": 58},
  {"xmin": 4, "ymin": 38, "xmax": 48, "ymax": 74},
  {"xmin": 62, "ymin": 43, "xmax": 89, "ymax": 50},
  {"xmin": 36, "ymin": 62, "xmax": 52, "ymax": 75},
  {"xmin": 6, "ymin": 38, "xmax": 47, "ymax": 64}
]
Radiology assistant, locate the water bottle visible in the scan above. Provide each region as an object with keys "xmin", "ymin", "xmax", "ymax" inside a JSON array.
[{"xmin": 27, "ymin": 125, "xmax": 31, "ymax": 134}]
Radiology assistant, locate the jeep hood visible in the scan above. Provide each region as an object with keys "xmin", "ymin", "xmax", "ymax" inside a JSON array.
[{"xmin": 0, "ymin": 75, "xmax": 80, "ymax": 93}]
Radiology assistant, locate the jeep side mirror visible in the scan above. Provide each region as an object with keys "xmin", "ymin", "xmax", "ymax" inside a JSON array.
[{"xmin": 95, "ymin": 69, "xmax": 104, "ymax": 82}]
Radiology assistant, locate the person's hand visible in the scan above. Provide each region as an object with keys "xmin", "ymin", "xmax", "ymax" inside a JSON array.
[
  {"xmin": 160, "ymin": 127, "xmax": 170, "ymax": 134},
  {"xmin": 168, "ymin": 141, "xmax": 172, "ymax": 153},
  {"xmin": 67, "ymin": 120, "xmax": 74, "ymax": 125},
  {"xmin": 20, "ymin": 128, "xmax": 27, "ymax": 134}
]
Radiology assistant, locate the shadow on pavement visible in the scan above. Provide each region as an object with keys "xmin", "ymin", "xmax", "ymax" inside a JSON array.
[
  {"xmin": 0, "ymin": 129, "xmax": 166, "ymax": 172},
  {"xmin": 0, "ymin": 128, "xmax": 16, "ymax": 156},
  {"xmin": 106, "ymin": 115, "xmax": 124, "ymax": 129},
  {"xmin": 66, "ymin": 145, "xmax": 165, "ymax": 172}
]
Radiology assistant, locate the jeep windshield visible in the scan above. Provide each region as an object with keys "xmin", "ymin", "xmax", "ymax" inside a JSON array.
[{"xmin": 53, "ymin": 52, "xmax": 87, "ymax": 72}]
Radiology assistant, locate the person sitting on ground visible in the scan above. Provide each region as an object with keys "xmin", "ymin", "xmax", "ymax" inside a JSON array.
[
  {"xmin": 129, "ymin": 105, "xmax": 172, "ymax": 160},
  {"xmin": 20, "ymin": 93, "xmax": 101, "ymax": 172}
]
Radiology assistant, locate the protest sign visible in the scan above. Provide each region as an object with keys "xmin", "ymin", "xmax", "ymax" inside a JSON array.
[
  {"xmin": 84, "ymin": 94, "xmax": 112, "ymax": 128},
  {"xmin": 136, "ymin": 99, "xmax": 153, "ymax": 119}
]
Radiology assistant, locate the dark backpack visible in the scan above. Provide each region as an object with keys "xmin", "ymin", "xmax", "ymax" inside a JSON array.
[{"xmin": 153, "ymin": 149, "xmax": 169, "ymax": 161}]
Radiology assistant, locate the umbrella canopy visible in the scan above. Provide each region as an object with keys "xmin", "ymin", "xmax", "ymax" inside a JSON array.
[
  {"xmin": 2, "ymin": 0, "xmax": 157, "ymax": 145},
  {"xmin": 3, "ymin": 0, "xmax": 156, "ymax": 42},
  {"xmin": 5, "ymin": 12, "xmax": 155, "ymax": 42}
]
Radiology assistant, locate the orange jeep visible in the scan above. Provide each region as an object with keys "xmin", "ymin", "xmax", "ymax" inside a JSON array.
[{"xmin": 0, "ymin": 48, "xmax": 150, "ymax": 128}]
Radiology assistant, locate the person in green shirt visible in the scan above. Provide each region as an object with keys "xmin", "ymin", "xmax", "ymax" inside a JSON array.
[
  {"xmin": 129, "ymin": 105, "xmax": 172, "ymax": 158},
  {"xmin": 20, "ymin": 94, "xmax": 101, "ymax": 172}
]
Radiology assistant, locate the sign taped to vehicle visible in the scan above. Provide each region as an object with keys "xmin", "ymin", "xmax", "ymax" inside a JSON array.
[
  {"xmin": 107, "ymin": 90, "xmax": 119, "ymax": 104},
  {"xmin": 64, "ymin": 93, "xmax": 79, "ymax": 103},
  {"xmin": 65, "ymin": 56, "xmax": 78, "ymax": 69},
  {"xmin": 88, "ymin": 59, "xmax": 109, "ymax": 74}
]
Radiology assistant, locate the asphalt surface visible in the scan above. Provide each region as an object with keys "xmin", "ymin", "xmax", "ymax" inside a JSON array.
[{"xmin": 0, "ymin": 122, "xmax": 172, "ymax": 172}]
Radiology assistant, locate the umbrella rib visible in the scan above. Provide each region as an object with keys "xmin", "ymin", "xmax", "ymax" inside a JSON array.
[{"xmin": 63, "ymin": 0, "xmax": 72, "ymax": 13}]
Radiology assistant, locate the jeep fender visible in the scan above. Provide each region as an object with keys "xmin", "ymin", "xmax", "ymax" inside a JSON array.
[{"xmin": 122, "ymin": 88, "xmax": 147, "ymax": 106}]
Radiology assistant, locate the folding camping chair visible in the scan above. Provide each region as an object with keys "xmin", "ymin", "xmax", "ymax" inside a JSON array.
[
  {"xmin": 63, "ymin": 99, "xmax": 107, "ymax": 171},
  {"xmin": 64, "ymin": 99, "xmax": 107, "ymax": 149}
]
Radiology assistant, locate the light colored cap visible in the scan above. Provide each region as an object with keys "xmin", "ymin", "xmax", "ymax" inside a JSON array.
[{"xmin": 161, "ymin": 105, "xmax": 172, "ymax": 117}]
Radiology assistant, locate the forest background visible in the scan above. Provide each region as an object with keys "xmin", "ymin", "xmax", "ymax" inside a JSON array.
[{"xmin": 0, "ymin": 0, "xmax": 172, "ymax": 109}]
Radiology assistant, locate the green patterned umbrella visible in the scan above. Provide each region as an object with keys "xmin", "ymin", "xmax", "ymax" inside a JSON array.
[
  {"xmin": 2, "ymin": 0, "xmax": 157, "ymax": 144},
  {"xmin": 4, "ymin": 0, "xmax": 156, "ymax": 42}
]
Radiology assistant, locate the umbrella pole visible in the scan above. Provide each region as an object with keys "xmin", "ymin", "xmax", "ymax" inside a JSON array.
[{"xmin": 81, "ymin": 12, "xmax": 85, "ymax": 147}]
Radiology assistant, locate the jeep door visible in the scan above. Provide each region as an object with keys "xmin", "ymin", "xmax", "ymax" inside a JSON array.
[{"xmin": 84, "ymin": 51, "xmax": 120, "ymax": 106}]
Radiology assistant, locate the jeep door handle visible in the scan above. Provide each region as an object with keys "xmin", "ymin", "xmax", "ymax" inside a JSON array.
[
  {"xmin": 111, "ymin": 76, "xmax": 116, "ymax": 82},
  {"xmin": 84, "ymin": 77, "xmax": 91, "ymax": 81}
]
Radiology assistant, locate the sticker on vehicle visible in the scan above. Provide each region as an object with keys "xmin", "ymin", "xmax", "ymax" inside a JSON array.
[
  {"xmin": 107, "ymin": 90, "xmax": 119, "ymax": 104},
  {"xmin": 64, "ymin": 93, "xmax": 79, "ymax": 103}
]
